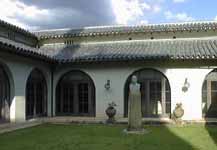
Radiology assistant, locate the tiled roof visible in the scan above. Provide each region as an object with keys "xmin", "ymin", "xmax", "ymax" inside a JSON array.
[
  {"xmin": 34, "ymin": 21, "xmax": 217, "ymax": 39},
  {"xmin": 1, "ymin": 19, "xmax": 217, "ymax": 63},
  {"xmin": 0, "ymin": 37, "xmax": 53, "ymax": 62},
  {"xmin": 39, "ymin": 37, "xmax": 217, "ymax": 63},
  {"xmin": 0, "ymin": 20, "xmax": 36, "ymax": 38}
]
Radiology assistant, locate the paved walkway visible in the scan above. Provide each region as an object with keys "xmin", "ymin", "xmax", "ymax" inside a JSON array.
[
  {"xmin": 0, "ymin": 117, "xmax": 217, "ymax": 134},
  {"xmin": 44, "ymin": 116, "xmax": 173, "ymax": 124}
]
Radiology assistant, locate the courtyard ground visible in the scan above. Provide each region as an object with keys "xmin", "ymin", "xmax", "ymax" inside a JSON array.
[{"xmin": 0, "ymin": 123, "xmax": 216, "ymax": 150}]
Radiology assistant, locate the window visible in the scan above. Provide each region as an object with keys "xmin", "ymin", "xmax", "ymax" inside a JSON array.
[
  {"xmin": 56, "ymin": 71, "xmax": 95, "ymax": 116},
  {"xmin": 202, "ymin": 70, "xmax": 217, "ymax": 118},
  {"xmin": 0, "ymin": 65, "xmax": 10, "ymax": 122},
  {"xmin": 26, "ymin": 69, "xmax": 47, "ymax": 119},
  {"xmin": 124, "ymin": 69, "xmax": 171, "ymax": 118}
]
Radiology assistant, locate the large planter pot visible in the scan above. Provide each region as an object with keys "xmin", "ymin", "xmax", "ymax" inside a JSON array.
[
  {"xmin": 173, "ymin": 103, "xmax": 184, "ymax": 119},
  {"xmin": 105, "ymin": 106, "xmax": 116, "ymax": 123}
]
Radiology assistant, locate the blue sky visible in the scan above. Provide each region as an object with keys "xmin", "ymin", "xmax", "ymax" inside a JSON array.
[
  {"xmin": 0, "ymin": 0, "xmax": 216, "ymax": 30},
  {"xmin": 150, "ymin": 0, "xmax": 217, "ymax": 23},
  {"xmin": 117, "ymin": 0, "xmax": 217, "ymax": 25}
]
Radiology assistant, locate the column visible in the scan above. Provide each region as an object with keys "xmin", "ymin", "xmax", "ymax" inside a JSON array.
[
  {"xmin": 161, "ymin": 78, "xmax": 166, "ymax": 116},
  {"xmin": 74, "ymin": 83, "xmax": 79, "ymax": 114},
  {"xmin": 146, "ymin": 80, "xmax": 150, "ymax": 116},
  {"xmin": 207, "ymin": 80, "xmax": 211, "ymax": 110}
]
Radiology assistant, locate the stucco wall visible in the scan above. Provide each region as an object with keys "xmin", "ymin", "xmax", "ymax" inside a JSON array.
[
  {"xmin": 53, "ymin": 63, "xmax": 215, "ymax": 121},
  {"xmin": 0, "ymin": 52, "xmax": 51, "ymax": 123},
  {"xmin": 0, "ymin": 51, "xmax": 215, "ymax": 122}
]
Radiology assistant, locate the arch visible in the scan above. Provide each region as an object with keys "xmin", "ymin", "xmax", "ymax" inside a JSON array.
[
  {"xmin": 56, "ymin": 70, "xmax": 95, "ymax": 116},
  {"xmin": 26, "ymin": 68, "xmax": 48, "ymax": 119},
  {"xmin": 202, "ymin": 69, "xmax": 217, "ymax": 118},
  {"xmin": 124, "ymin": 68, "xmax": 171, "ymax": 118},
  {"xmin": 0, "ymin": 64, "xmax": 11, "ymax": 122}
]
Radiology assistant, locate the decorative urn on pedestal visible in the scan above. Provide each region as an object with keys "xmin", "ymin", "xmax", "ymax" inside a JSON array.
[
  {"xmin": 105, "ymin": 102, "xmax": 117, "ymax": 124},
  {"xmin": 173, "ymin": 103, "xmax": 184, "ymax": 124}
]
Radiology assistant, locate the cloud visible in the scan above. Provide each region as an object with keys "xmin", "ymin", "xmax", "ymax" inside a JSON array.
[
  {"xmin": 111, "ymin": 0, "xmax": 163, "ymax": 25},
  {"xmin": 153, "ymin": 5, "xmax": 161, "ymax": 13},
  {"xmin": 0, "ymin": 0, "xmax": 116, "ymax": 30},
  {"xmin": 0, "ymin": 0, "xmax": 48, "ymax": 30},
  {"xmin": 215, "ymin": 16, "xmax": 217, "ymax": 21},
  {"xmin": 111, "ymin": 0, "xmax": 151, "ymax": 25},
  {"xmin": 139, "ymin": 20, "xmax": 149, "ymax": 24},
  {"xmin": 2, "ymin": 0, "xmax": 197, "ymax": 30},
  {"xmin": 173, "ymin": 0, "xmax": 186, "ymax": 3},
  {"xmin": 164, "ymin": 11, "xmax": 194, "ymax": 22}
]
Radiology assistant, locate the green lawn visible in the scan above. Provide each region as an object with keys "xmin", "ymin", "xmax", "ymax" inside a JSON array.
[{"xmin": 0, "ymin": 124, "xmax": 217, "ymax": 150}]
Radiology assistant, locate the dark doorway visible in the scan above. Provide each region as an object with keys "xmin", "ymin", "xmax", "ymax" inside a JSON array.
[
  {"xmin": 124, "ymin": 69, "xmax": 171, "ymax": 118},
  {"xmin": 202, "ymin": 70, "xmax": 217, "ymax": 118},
  {"xmin": 0, "ymin": 65, "xmax": 10, "ymax": 122},
  {"xmin": 26, "ymin": 69, "xmax": 47, "ymax": 119},
  {"xmin": 56, "ymin": 70, "xmax": 95, "ymax": 116}
]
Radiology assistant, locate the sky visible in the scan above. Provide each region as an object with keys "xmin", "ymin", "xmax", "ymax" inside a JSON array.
[{"xmin": 0, "ymin": 0, "xmax": 217, "ymax": 31}]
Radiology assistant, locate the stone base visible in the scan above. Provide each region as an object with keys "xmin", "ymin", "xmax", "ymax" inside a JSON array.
[
  {"xmin": 123, "ymin": 128, "xmax": 150, "ymax": 135},
  {"xmin": 173, "ymin": 118, "xmax": 185, "ymax": 126},
  {"xmin": 106, "ymin": 117, "xmax": 116, "ymax": 124}
]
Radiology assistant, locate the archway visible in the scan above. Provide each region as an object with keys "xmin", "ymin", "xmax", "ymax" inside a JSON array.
[
  {"xmin": 0, "ymin": 65, "xmax": 10, "ymax": 122},
  {"xmin": 124, "ymin": 69, "xmax": 171, "ymax": 118},
  {"xmin": 202, "ymin": 69, "xmax": 217, "ymax": 118},
  {"xmin": 56, "ymin": 70, "xmax": 95, "ymax": 116},
  {"xmin": 26, "ymin": 68, "xmax": 47, "ymax": 119}
]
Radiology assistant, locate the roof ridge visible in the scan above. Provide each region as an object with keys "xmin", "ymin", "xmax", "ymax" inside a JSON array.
[
  {"xmin": 34, "ymin": 20, "xmax": 217, "ymax": 33},
  {"xmin": 74, "ymin": 36, "xmax": 217, "ymax": 45}
]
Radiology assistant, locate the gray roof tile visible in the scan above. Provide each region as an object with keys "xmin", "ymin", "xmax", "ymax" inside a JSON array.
[
  {"xmin": 0, "ymin": 19, "xmax": 37, "ymax": 38},
  {"xmin": 0, "ymin": 37, "xmax": 52, "ymax": 62},
  {"xmin": 1, "ymin": 32, "xmax": 217, "ymax": 63},
  {"xmin": 34, "ymin": 21, "xmax": 217, "ymax": 39},
  {"xmin": 39, "ymin": 37, "xmax": 217, "ymax": 63}
]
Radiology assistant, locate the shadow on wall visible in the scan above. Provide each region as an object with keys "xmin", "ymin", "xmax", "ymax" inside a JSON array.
[{"xmin": 39, "ymin": 28, "xmax": 85, "ymax": 61}]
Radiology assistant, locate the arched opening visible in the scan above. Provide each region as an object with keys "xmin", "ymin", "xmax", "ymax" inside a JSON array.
[
  {"xmin": 26, "ymin": 69, "xmax": 47, "ymax": 119},
  {"xmin": 124, "ymin": 69, "xmax": 171, "ymax": 118},
  {"xmin": 0, "ymin": 65, "xmax": 10, "ymax": 122},
  {"xmin": 202, "ymin": 69, "xmax": 217, "ymax": 118},
  {"xmin": 56, "ymin": 70, "xmax": 95, "ymax": 116}
]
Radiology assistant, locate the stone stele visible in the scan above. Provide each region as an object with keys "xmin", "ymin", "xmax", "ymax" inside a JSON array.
[{"xmin": 128, "ymin": 75, "xmax": 143, "ymax": 131}]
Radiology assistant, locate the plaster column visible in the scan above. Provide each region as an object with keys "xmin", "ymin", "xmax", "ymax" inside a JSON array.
[
  {"xmin": 161, "ymin": 78, "xmax": 166, "ymax": 115},
  {"xmin": 10, "ymin": 76, "xmax": 26, "ymax": 123}
]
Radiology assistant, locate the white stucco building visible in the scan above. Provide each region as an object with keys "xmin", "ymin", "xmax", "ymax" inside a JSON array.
[{"xmin": 0, "ymin": 20, "xmax": 217, "ymax": 123}]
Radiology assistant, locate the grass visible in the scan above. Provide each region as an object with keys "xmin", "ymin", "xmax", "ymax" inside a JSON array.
[{"xmin": 0, "ymin": 124, "xmax": 217, "ymax": 150}]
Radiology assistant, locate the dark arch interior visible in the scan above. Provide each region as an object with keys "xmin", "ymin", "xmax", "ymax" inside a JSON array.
[
  {"xmin": 0, "ymin": 65, "xmax": 10, "ymax": 122},
  {"xmin": 202, "ymin": 69, "xmax": 217, "ymax": 118},
  {"xmin": 124, "ymin": 69, "xmax": 171, "ymax": 118},
  {"xmin": 56, "ymin": 70, "xmax": 95, "ymax": 116},
  {"xmin": 26, "ymin": 69, "xmax": 47, "ymax": 119}
]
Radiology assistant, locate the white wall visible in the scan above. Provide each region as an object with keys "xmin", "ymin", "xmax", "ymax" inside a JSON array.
[
  {"xmin": 0, "ymin": 53, "xmax": 51, "ymax": 123},
  {"xmin": 53, "ymin": 64, "xmax": 214, "ymax": 121},
  {"xmin": 163, "ymin": 68, "xmax": 212, "ymax": 120},
  {"xmin": 0, "ymin": 51, "xmax": 215, "ymax": 122}
]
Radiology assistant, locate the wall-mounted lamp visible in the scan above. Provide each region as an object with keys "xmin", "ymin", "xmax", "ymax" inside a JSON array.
[
  {"xmin": 104, "ymin": 80, "xmax": 111, "ymax": 90},
  {"xmin": 182, "ymin": 78, "xmax": 190, "ymax": 92}
]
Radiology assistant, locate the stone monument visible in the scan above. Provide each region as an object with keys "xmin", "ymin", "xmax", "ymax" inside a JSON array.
[{"xmin": 127, "ymin": 75, "xmax": 143, "ymax": 131}]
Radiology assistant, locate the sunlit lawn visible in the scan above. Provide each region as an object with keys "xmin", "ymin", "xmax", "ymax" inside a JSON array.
[{"xmin": 0, "ymin": 124, "xmax": 217, "ymax": 150}]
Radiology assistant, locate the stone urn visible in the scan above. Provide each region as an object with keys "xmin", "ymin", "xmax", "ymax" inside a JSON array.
[
  {"xmin": 173, "ymin": 103, "xmax": 184, "ymax": 124},
  {"xmin": 105, "ymin": 102, "xmax": 117, "ymax": 124}
]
